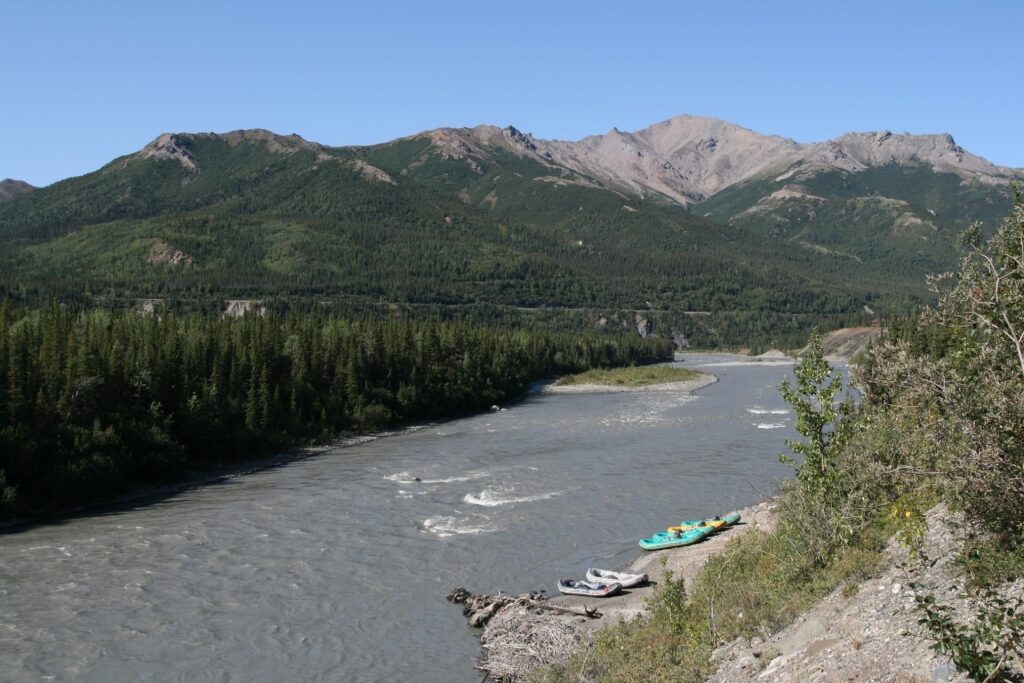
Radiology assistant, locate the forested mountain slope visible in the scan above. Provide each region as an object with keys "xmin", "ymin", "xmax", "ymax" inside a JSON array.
[{"xmin": 1, "ymin": 117, "xmax": 1017, "ymax": 347}]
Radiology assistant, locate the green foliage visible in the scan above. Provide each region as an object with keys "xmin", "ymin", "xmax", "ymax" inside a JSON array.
[
  {"xmin": 958, "ymin": 536, "xmax": 1024, "ymax": 589},
  {"xmin": 855, "ymin": 201, "xmax": 1024, "ymax": 678},
  {"xmin": 910, "ymin": 583, "xmax": 1024, "ymax": 682},
  {"xmin": 701, "ymin": 163, "xmax": 1015, "ymax": 298},
  {"xmin": 690, "ymin": 529, "xmax": 881, "ymax": 643},
  {"xmin": 779, "ymin": 331, "xmax": 856, "ymax": 497},
  {"xmin": 862, "ymin": 202, "xmax": 1024, "ymax": 542}
]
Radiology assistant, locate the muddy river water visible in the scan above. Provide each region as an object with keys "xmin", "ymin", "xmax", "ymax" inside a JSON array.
[{"xmin": 0, "ymin": 354, "xmax": 807, "ymax": 682}]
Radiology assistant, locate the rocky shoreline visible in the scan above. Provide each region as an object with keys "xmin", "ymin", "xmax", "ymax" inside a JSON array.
[
  {"xmin": 457, "ymin": 499, "xmax": 778, "ymax": 680},
  {"xmin": 457, "ymin": 503, "xmax": 1024, "ymax": 682}
]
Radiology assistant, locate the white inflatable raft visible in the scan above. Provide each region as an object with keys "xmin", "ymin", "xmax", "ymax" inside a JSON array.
[
  {"xmin": 557, "ymin": 578, "xmax": 622, "ymax": 597},
  {"xmin": 585, "ymin": 568, "xmax": 648, "ymax": 588}
]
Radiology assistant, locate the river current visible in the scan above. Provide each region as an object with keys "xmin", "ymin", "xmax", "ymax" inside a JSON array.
[{"xmin": 0, "ymin": 354, "xmax": 802, "ymax": 682}]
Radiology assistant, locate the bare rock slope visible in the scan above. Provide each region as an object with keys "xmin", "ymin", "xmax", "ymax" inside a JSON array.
[
  {"xmin": 706, "ymin": 507, "xmax": 1023, "ymax": 683},
  {"xmin": 409, "ymin": 115, "xmax": 1022, "ymax": 207}
]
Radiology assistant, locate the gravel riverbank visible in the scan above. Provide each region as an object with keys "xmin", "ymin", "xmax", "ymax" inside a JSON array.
[
  {"xmin": 541, "ymin": 372, "xmax": 718, "ymax": 394},
  {"xmin": 475, "ymin": 499, "xmax": 778, "ymax": 680},
  {"xmin": 473, "ymin": 504, "xmax": 1023, "ymax": 682}
]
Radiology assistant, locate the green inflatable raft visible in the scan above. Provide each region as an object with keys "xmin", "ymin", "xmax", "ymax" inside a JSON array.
[
  {"xmin": 639, "ymin": 525, "xmax": 712, "ymax": 550},
  {"xmin": 670, "ymin": 512, "xmax": 741, "ymax": 533}
]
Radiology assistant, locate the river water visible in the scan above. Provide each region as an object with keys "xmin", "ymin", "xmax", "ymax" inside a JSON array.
[{"xmin": 0, "ymin": 354, "xmax": 804, "ymax": 682}]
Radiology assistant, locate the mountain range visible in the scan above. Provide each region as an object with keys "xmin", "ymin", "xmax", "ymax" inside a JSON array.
[
  {"xmin": 1, "ymin": 115, "xmax": 1018, "ymax": 347},
  {"xmin": 412, "ymin": 116, "xmax": 1019, "ymax": 205}
]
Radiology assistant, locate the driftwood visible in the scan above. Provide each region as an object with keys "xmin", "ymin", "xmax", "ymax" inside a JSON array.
[
  {"xmin": 447, "ymin": 587, "xmax": 599, "ymax": 681},
  {"xmin": 447, "ymin": 587, "xmax": 600, "ymax": 629}
]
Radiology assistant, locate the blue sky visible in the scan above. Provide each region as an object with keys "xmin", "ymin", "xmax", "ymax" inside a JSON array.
[{"xmin": 3, "ymin": 1, "xmax": 1022, "ymax": 186}]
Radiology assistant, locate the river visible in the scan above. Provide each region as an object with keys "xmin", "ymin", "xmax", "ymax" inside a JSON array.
[{"xmin": 0, "ymin": 354, "xmax": 805, "ymax": 682}]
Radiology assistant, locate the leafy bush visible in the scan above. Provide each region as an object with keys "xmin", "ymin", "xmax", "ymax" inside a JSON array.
[{"xmin": 911, "ymin": 583, "xmax": 1024, "ymax": 682}]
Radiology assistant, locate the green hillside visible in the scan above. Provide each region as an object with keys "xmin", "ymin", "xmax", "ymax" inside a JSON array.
[
  {"xmin": 1, "ymin": 129, "xmax": 997, "ymax": 348},
  {"xmin": 699, "ymin": 162, "xmax": 1015, "ymax": 295}
]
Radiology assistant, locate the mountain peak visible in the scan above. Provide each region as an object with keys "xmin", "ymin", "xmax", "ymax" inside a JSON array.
[
  {"xmin": 824, "ymin": 130, "xmax": 1001, "ymax": 176},
  {"xmin": 215, "ymin": 129, "xmax": 323, "ymax": 153},
  {"xmin": 539, "ymin": 114, "xmax": 805, "ymax": 203},
  {"xmin": 135, "ymin": 129, "xmax": 329, "ymax": 172},
  {"xmin": 0, "ymin": 178, "xmax": 36, "ymax": 202},
  {"xmin": 139, "ymin": 133, "xmax": 198, "ymax": 171},
  {"xmin": 502, "ymin": 125, "xmax": 539, "ymax": 152}
]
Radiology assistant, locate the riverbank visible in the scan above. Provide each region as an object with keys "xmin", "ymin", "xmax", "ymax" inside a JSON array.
[
  {"xmin": 476, "ymin": 503, "xmax": 1024, "ymax": 682},
  {"xmin": 1, "ymin": 363, "xmax": 700, "ymax": 533},
  {"xmin": 551, "ymin": 500, "xmax": 777, "ymax": 624},
  {"xmin": 475, "ymin": 499, "xmax": 778, "ymax": 679},
  {"xmin": 0, "ymin": 426, "xmax": 428, "ymax": 532}
]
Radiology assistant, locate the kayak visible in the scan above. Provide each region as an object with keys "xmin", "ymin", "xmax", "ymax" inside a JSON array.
[
  {"xmin": 668, "ymin": 519, "xmax": 726, "ymax": 533},
  {"xmin": 653, "ymin": 525, "xmax": 714, "ymax": 539},
  {"xmin": 557, "ymin": 578, "xmax": 622, "ymax": 597},
  {"xmin": 585, "ymin": 568, "xmax": 648, "ymax": 588},
  {"xmin": 667, "ymin": 513, "xmax": 741, "ymax": 534},
  {"xmin": 639, "ymin": 525, "xmax": 712, "ymax": 550}
]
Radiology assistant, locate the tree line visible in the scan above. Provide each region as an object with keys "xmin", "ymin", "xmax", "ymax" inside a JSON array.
[{"xmin": 0, "ymin": 304, "xmax": 671, "ymax": 516}]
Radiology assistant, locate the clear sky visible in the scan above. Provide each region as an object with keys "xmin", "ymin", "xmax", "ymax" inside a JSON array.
[{"xmin": 3, "ymin": 0, "xmax": 1022, "ymax": 186}]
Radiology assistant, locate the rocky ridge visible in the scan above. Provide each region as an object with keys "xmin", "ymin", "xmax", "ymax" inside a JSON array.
[
  {"xmin": 138, "ymin": 133, "xmax": 199, "ymax": 171},
  {"xmin": 118, "ymin": 116, "xmax": 1022, "ymax": 213},
  {"xmin": 405, "ymin": 115, "xmax": 1022, "ymax": 207},
  {"xmin": 135, "ymin": 129, "xmax": 332, "ymax": 172}
]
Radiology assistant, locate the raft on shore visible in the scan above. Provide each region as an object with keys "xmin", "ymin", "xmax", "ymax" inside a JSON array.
[{"xmin": 447, "ymin": 500, "xmax": 777, "ymax": 681}]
